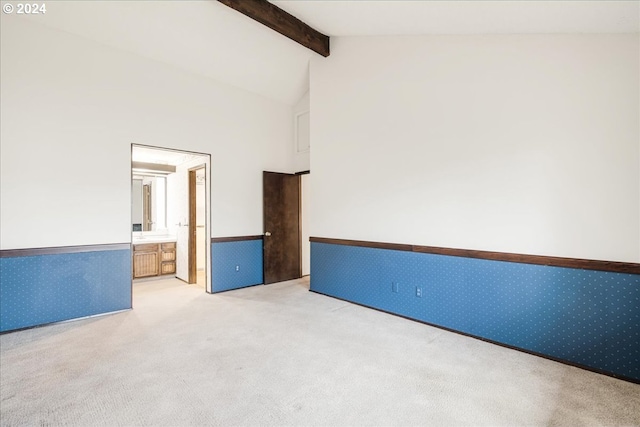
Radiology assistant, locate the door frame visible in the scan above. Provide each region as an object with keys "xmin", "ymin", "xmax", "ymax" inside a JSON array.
[
  {"xmin": 296, "ymin": 170, "xmax": 310, "ymax": 277},
  {"xmin": 131, "ymin": 144, "xmax": 212, "ymax": 296}
]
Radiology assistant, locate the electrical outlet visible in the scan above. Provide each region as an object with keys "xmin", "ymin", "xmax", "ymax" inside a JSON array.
[
  {"xmin": 415, "ymin": 286, "xmax": 422, "ymax": 298},
  {"xmin": 392, "ymin": 282, "xmax": 399, "ymax": 293},
  {"xmin": 235, "ymin": 265, "xmax": 240, "ymax": 272}
]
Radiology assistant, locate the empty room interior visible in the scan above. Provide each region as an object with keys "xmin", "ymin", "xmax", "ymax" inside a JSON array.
[{"xmin": 1, "ymin": 1, "xmax": 639, "ymax": 426}]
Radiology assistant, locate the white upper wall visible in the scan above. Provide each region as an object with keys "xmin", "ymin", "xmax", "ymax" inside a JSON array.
[
  {"xmin": 0, "ymin": 17, "xmax": 293, "ymax": 249},
  {"xmin": 310, "ymin": 34, "xmax": 639, "ymax": 263}
]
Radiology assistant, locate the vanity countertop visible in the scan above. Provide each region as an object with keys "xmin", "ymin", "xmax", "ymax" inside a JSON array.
[{"xmin": 132, "ymin": 236, "xmax": 177, "ymax": 245}]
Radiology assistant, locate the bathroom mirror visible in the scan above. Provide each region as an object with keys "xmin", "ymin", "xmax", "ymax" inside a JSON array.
[{"xmin": 132, "ymin": 175, "xmax": 167, "ymax": 232}]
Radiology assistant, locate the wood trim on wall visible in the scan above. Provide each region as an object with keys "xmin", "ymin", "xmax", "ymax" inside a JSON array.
[
  {"xmin": 211, "ymin": 235, "xmax": 264, "ymax": 244},
  {"xmin": 311, "ymin": 237, "xmax": 413, "ymax": 253},
  {"xmin": 0, "ymin": 243, "xmax": 131, "ymax": 258},
  {"xmin": 310, "ymin": 237, "xmax": 640, "ymax": 275}
]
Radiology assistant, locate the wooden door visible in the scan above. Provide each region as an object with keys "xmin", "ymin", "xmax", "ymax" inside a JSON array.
[
  {"xmin": 263, "ymin": 172, "xmax": 301, "ymax": 284},
  {"xmin": 143, "ymin": 184, "xmax": 152, "ymax": 231}
]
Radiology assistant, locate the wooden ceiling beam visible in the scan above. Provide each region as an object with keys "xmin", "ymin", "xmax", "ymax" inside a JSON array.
[{"xmin": 217, "ymin": 0, "xmax": 330, "ymax": 57}]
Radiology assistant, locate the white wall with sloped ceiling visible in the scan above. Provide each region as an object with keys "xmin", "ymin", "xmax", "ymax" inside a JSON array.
[{"xmin": 0, "ymin": 16, "xmax": 294, "ymax": 249}]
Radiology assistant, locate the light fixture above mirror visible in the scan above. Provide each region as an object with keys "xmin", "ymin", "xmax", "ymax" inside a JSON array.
[{"xmin": 131, "ymin": 161, "xmax": 176, "ymax": 175}]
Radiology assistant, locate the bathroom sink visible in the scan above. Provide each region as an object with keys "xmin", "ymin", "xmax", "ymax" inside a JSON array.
[{"xmin": 133, "ymin": 235, "xmax": 176, "ymax": 244}]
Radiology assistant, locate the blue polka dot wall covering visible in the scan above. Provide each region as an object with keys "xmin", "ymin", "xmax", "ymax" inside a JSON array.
[
  {"xmin": 211, "ymin": 239, "xmax": 263, "ymax": 293},
  {"xmin": 310, "ymin": 242, "xmax": 640, "ymax": 382},
  {"xmin": 0, "ymin": 248, "xmax": 132, "ymax": 333}
]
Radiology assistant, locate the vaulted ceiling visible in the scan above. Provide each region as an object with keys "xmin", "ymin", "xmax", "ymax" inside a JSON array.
[
  {"xmin": 23, "ymin": 1, "xmax": 639, "ymax": 106},
  {"xmin": 273, "ymin": 1, "xmax": 639, "ymax": 36},
  {"xmin": 23, "ymin": 1, "xmax": 313, "ymax": 105}
]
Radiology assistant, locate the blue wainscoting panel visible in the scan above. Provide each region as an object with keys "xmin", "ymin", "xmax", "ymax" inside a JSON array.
[
  {"xmin": 0, "ymin": 249, "xmax": 132, "ymax": 333},
  {"xmin": 310, "ymin": 242, "xmax": 640, "ymax": 381},
  {"xmin": 211, "ymin": 239, "xmax": 263, "ymax": 293}
]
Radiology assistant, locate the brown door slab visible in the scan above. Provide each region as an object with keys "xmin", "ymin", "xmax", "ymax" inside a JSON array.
[{"xmin": 263, "ymin": 171, "xmax": 301, "ymax": 284}]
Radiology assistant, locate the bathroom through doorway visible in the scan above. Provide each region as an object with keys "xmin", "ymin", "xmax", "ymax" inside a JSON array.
[{"xmin": 131, "ymin": 144, "xmax": 211, "ymax": 293}]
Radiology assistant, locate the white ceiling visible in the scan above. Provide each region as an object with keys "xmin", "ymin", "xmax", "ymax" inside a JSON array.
[
  {"xmin": 23, "ymin": 1, "xmax": 639, "ymax": 107},
  {"xmin": 273, "ymin": 1, "xmax": 640, "ymax": 36}
]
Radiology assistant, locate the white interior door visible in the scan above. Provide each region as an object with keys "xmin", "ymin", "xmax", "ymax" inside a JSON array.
[{"xmin": 167, "ymin": 164, "xmax": 190, "ymax": 282}]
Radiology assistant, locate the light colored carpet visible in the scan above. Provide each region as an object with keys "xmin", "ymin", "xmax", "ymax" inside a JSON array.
[{"xmin": 1, "ymin": 277, "xmax": 638, "ymax": 426}]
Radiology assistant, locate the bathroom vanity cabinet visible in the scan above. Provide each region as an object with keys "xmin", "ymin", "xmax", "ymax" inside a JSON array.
[{"xmin": 133, "ymin": 242, "xmax": 176, "ymax": 278}]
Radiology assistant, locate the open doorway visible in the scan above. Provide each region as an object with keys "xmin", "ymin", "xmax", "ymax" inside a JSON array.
[{"xmin": 131, "ymin": 144, "xmax": 212, "ymax": 293}]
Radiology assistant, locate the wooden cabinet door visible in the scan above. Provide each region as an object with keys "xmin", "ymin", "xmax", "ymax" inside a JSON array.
[
  {"xmin": 161, "ymin": 250, "xmax": 175, "ymax": 262},
  {"xmin": 160, "ymin": 243, "xmax": 176, "ymax": 275},
  {"xmin": 134, "ymin": 251, "xmax": 159, "ymax": 278},
  {"xmin": 160, "ymin": 262, "xmax": 176, "ymax": 275}
]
